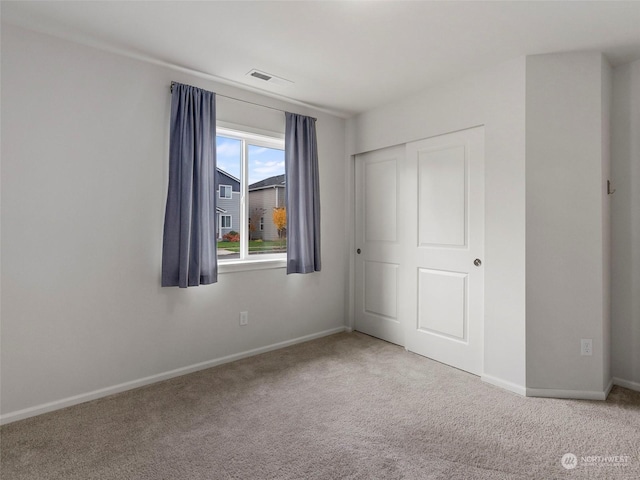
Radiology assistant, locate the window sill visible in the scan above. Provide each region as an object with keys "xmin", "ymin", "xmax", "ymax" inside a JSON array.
[{"xmin": 218, "ymin": 258, "xmax": 286, "ymax": 274}]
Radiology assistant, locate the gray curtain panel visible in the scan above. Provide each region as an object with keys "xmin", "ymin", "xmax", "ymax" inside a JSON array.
[
  {"xmin": 285, "ymin": 112, "xmax": 321, "ymax": 274},
  {"xmin": 162, "ymin": 83, "xmax": 217, "ymax": 287}
]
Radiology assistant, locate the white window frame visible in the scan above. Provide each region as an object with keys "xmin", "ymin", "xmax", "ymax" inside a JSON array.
[
  {"xmin": 217, "ymin": 124, "xmax": 286, "ymax": 272},
  {"xmin": 219, "ymin": 215, "xmax": 232, "ymax": 230},
  {"xmin": 260, "ymin": 217, "xmax": 265, "ymax": 231},
  {"xmin": 219, "ymin": 185, "xmax": 232, "ymax": 199}
]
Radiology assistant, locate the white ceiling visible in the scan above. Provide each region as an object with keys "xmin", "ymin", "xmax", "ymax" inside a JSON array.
[{"xmin": 3, "ymin": 1, "xmax": 640, "ymax": 117}]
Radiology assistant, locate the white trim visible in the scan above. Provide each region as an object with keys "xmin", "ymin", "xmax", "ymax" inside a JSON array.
[
  {"xmin": 613, "ymin": 377, "xmax": 640, "ymax": 392},
  {"xmin": 219, "ymin": 214, "xmax": 232, "ymax": 230},
  {"xmin": 217, "ymin": 121, "xmax": 284, "ymax": 141},
  {"xmin": 605, "ymin": 377, "xmax": 615, "ymax": 397},
  {"xmin": 481, "ymin": 374, "xmax": 527, "ymax": 396},
  {"xmin": 219, "ymin": 257, "xmax": 286, "ymax": 273},
  {"xmin": 249, "ymin": 184, "xmax": 285, "ymax": 192},
  {"xmin": 0, "ymin": 327, "xmax": 348, "ymax": 425},
  {"xmin": 526, "ymin": 384, "xmax": 612, "ymax": 401},
  {"xmin": 217, "ymin": 126, "xmax": 284, "ymax": 150},
  {"xmin": 216, "ymin": 126, "xmax": 285, "ymax": 262},
  {"xmin": 346, "ymin": 154, "xmax": 356, "ymax": 331},
  {"xmin": 219, "ymin": 185, "xmax": 232, "ymax": 199}
]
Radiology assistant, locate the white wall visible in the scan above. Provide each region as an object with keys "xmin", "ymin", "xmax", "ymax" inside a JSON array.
[
  {"xmin": 349, "ymin": 58, "xmax": 528, "ymax": 393},
  {"xmin": 611, "ymin": 59, "xmax": 640, "ymax": 390},
  {"xmin": 525, "ymin": 53, "xmax": 612, "ymax": 396},
  {"xmin": 0, "ymin": 25, "xmax": 347, "ymax": 420}
]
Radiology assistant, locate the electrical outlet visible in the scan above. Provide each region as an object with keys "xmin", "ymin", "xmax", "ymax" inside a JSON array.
[
  {"xmin": 581, "ymin": 339, "xmax": 592, "ymax": 356},
  {"xmin": 239, "ymin": 311, "xmax": 248, "ymax": 326}
]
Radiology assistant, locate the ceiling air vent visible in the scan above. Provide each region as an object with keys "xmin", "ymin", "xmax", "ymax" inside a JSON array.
[
  {"xmin": 250, "ymin": 71, "xmax": 272, "ymax": 81},
  {"xmin": 246, "ymin": 69, "xmax": 293, "ymax": 86}
]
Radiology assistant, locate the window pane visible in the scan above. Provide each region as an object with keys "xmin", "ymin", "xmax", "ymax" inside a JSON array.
[
  {"xmin": 216, "ymin": 136, "xmax": 241, "ymax": 260},
  {"xmin": 247, "ymin": 144, "xmax": 286, "ymax": 256}
]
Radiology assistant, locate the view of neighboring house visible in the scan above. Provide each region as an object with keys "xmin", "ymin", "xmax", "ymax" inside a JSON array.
[
  {"xmin": 248, "ymin": 174, "xmax": 285, "ymax": 241},
  {"xmin": 215, "ymin": 170, "xmax": 285, "ymax": 243},
  {"xmin": 216, "ymin": 169, "xmax": 240, "ymax": 239}
]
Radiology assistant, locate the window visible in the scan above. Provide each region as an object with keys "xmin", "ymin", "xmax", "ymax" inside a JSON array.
[
  {"xmin": 219, "ymin": 185, "xmax": 232, "ymax": 199},
  {"xmin": 220, "ymin": 215, "xmax": 232, "ymax": 229},
  {"xmin": 216, "ymin": 127, "xmax": 285, "ymax": 265}
]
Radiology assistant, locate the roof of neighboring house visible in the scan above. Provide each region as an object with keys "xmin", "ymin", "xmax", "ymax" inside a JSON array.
[
  {"xmin": 249, "ymin": 174, "xmax": 285, "ymax": 191},
  {"xmin": 216, "ymin": 168, "xmax": 240, "ymax": 192}
]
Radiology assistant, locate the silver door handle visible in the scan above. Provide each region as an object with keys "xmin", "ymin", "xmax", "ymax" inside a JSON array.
[{"xmin": 474, "ymin": 259, "xmax": 482, "ymax": 267}]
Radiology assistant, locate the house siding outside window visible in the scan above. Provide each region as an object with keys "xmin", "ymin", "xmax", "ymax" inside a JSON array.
[
  {"xmin": 248, "ymin": 174, "xmax": 285, "ymax": 241},
  {"xmin": 216, "ymin": 170, "xmax": 241, "ymax": 238}
]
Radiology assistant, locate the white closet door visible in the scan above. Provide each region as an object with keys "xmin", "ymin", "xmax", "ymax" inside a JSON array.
[
  {"xmin": 401, "ymin": 127, "xmax": 485, "ymax": 375},
  {"xmin": 354, "ymin": 145, "xmax": 405, "ymax": 346}
]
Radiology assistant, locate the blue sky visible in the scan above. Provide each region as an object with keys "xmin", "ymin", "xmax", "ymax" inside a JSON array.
[{"xmin": 217, "ymin": 136, "xmax": 285, "ymax": 185}]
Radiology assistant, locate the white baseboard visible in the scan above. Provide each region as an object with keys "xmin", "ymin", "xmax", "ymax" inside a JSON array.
[
  {"xmin": 486, "ymin": 377, "xmax": 620, "ymax": 401},
  {"xmin": 481, "ymin": 374, "xmax": 527, "ymax": 396},
  {"xmin": 526, "ymin": 383, "xmax": 611, "ymax": 401},
  {"xmin": 613, "ymin": 377, "xmax": 640, "ymax": 392},
  {"xmin": 0, "ymin": 326, "xmax": 348, "ymax": 425},
  {"xmin": 605, "ymin": 377, "xmax": 615, "ymax": 398}
]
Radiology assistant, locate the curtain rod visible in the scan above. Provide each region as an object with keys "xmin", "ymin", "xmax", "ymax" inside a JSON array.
[{"xmin": 170, "ymin": 82, "xmax": 317, "ymax": 121}]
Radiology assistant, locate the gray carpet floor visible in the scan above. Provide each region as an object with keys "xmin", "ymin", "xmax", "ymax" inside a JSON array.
[{"xmin": 1, "ymin": 332, "xmax": 639, "ymax": 479}]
